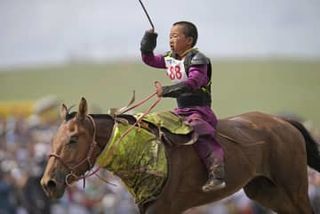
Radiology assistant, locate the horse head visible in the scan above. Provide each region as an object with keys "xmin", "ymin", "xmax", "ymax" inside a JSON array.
[{"xmin": 40, "ymin": 97, "xmax": 102, "ymax": 199}]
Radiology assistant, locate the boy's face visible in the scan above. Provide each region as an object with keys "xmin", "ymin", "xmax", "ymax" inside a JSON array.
[{"xmin": 169, "ymin": 24, "xmax": 193, "ymax": 57}]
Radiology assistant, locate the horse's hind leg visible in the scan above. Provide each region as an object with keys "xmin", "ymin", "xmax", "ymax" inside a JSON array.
[{"xmin": 243, "ymin": 176, "xmax": 313, "ymax": 214}]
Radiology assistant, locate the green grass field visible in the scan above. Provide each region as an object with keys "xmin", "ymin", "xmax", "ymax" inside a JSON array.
[{"xmin": 1, "ymin": 59, "xmax": 320, "ymax": 126}]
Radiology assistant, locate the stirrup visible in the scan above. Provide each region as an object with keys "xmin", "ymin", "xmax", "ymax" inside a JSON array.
[{"xmin": 202, "ymin": 178, "xmax": 226, "ymax": 192}]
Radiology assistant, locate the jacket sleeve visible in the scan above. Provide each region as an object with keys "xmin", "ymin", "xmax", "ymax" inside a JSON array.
[
  {"xmin": 161, "ymin": 82, "xmax": 192, "ymax": 98},
  {"xmin": 141, "ymin": 53, "xmax": 166, "ymax": 69}
]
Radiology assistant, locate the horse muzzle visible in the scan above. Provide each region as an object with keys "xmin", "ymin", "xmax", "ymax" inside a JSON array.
[{"xmin": 41, "ymin": 175, "xmax": 66, "ymax": 199}]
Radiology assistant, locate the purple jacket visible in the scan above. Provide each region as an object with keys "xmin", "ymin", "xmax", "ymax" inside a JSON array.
[{"xmin": 142, "ymin": 53, "xmax": 217, "ymax": 128}]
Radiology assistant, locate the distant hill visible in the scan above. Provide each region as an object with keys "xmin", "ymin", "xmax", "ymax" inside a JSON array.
[{"xmin": 1, "ymin": 60, "xmax": 320, "ymax": 126}]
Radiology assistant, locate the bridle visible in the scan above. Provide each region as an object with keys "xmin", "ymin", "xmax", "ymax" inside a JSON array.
[{"xmin": 48, "ymin": 114, "xmax": 100, "ymax": 186}]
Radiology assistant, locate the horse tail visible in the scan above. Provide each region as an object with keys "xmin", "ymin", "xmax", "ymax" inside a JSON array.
[{"xmin": 286, "ymin": 119, "xmax": 320, "ymax": 172}]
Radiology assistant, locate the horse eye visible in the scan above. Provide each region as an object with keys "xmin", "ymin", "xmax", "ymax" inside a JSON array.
[{"xmin": 68, "ymin": 136, "xmax": 78, "ymax": 145}]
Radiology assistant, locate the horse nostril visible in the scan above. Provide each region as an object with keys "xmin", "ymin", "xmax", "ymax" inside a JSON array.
[{"xmin": 47, "ymin": 180, "xmax": 57, "ymax": 191}]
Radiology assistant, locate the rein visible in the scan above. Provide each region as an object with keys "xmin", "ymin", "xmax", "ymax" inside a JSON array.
[
  {"xmin": 118, "ymin": 91, "xmax": 158, "ymax": 114},
  {"xmin": 114, "ymin": 91, "xmax": 161, "ymax": 144}
]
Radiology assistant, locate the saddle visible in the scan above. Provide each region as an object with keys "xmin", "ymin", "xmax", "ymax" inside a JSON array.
[{"xmin": 117, "ymin": 111, "xmax": 198, "ymax": 146}]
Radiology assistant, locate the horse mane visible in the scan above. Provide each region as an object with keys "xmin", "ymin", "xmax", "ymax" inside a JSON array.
[{"xmin": 65, "ymin": 111, "xmax": 114, "ymax": 121}]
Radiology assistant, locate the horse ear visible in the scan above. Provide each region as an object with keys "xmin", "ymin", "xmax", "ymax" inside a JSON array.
[
  {"xmin": 77, "ymin": 97, "xmax": 88, "ymax": 120},
  {"xmin": 60, "ymin": 104, "xmax": 68, "ymax": 119}
]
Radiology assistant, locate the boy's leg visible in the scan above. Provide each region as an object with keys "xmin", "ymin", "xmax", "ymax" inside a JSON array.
[
  {"xmin": 193, "ymin": 136, "xmax": 225, "ymax": 192},
  {"xmin": 188, "ymin": 115, "xmax": 225, "ymax": 192}
]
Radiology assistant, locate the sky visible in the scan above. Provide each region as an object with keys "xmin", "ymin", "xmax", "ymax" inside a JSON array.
[{"xmin": 0, "ymin": 0, "xmax": 320, "ymax": 68}]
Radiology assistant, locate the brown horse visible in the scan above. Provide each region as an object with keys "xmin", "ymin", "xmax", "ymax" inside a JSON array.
[{"xmin": 41, "ymin": 97, "xmax": 320, "ymax": 214}]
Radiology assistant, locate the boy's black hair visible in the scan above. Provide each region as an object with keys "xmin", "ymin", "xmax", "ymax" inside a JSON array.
[{"xmin": 173, "ymin": 21, "xmax": 198, "ymax": 47}]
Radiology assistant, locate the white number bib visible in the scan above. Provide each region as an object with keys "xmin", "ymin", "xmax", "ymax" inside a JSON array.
[{"xmin": 164, "ymin": 56, "xmax": 188, "ymax": 83}]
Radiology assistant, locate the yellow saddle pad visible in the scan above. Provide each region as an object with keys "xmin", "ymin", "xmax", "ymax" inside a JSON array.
[
  {"xmin": 96, "ymin": 122, "xmax": 167, "ymax": 205},
  {"xmin": 135, "ymin": 111, "xmax": 193, "ymax": 135}
]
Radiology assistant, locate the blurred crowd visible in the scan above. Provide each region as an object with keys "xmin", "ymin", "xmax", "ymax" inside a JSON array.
[{"xmin": 0, "ymin": 96, "xmax": 320, "ymax": 214}]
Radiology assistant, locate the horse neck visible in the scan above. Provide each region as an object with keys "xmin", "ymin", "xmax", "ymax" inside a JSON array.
[{"xmin": 90, "ymin": 114, "xmax": 115, "ymax": 151}]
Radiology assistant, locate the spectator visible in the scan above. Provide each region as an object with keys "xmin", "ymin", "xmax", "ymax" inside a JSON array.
[{"xmin": 0, "ymin": 169, "xmax": 17, "ymax": 214}]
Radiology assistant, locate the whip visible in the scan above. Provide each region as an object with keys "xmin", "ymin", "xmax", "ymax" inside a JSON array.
[{"xmin": 138, "ymin": 0, "xmax": 155, "ymax": 30}]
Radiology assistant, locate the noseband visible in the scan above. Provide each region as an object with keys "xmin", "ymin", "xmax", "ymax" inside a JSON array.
[{"xmin": 48, "ymin": 115, "xmax": 100, "ymax": 185}]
